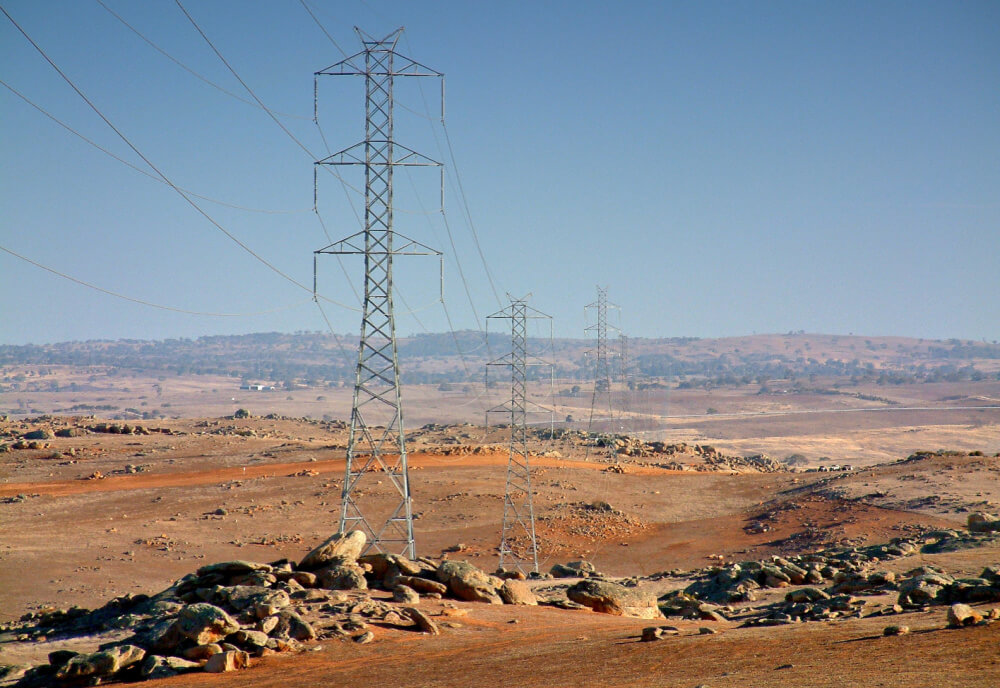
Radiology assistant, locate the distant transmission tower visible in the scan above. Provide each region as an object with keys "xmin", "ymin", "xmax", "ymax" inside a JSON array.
[
  {"xmin": 487, "ymin": 296, "xmax": 552, "ymax": 574},
  {"xmin": 619, "ymin": 333, "xmax": 630, "ymax": 383},
  {"xmin": 585, "ymin": 286, "xmax": 620, "ymax": 439},
  {"xmin": 313, "ymin": 28, "xmax": 443, "ymax": 557}
]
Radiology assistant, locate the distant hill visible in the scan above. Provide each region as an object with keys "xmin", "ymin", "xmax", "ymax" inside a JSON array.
[{"xmin": 1, "ymin": 332, "xmax": 998, "ymax": 389}]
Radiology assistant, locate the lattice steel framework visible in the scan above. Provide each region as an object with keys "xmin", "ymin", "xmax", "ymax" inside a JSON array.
[
  {"xmin": 486, "ymin": 296, "xmax": 552, "ymax": 573},
  {"xmin": 619, "ymin": 333, "xmax": 630, "ymax": 383},
  {"xmin": 585, "ymin": 286, "xmax": 620, "ymax": 437},
  {"xmin": 313, "ymin": 28, "xmax": 442, "ymax": 558}
]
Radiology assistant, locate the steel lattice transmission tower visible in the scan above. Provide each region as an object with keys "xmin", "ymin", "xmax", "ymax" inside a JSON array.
[
  {"xmin": 487, "ymin": 296, "xmax": 552, "ymax": 574},
  {"xmin": 313, "ymin": 28, "xmax": 442, "ymax": 558},
  {"xmin": 619, "ymin": 333, "xmax": 630, "ymax": 383},
  {"xmin": 585, "ymin": 286, "xmax": 620, "ymax": 437}
]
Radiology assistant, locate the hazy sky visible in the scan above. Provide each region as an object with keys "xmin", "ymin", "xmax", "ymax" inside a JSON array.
[{"xmin": 2, "ymin": 0, "xmax": 998, "ymax": 346}]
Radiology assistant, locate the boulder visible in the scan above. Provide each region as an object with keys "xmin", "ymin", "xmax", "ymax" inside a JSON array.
[
  {"xmin": 785, "ymin": 588, "xmax": 831, "ymax": 604},
  {"xmin": 222, "ymin": 585, "xmax": 274, "ymax": 611},
  {"xmin": 883, "ymin": 625, "xmax": 909, "ymax": 636},
  {"xmin": 269, "ymin": 610, "xmax": 316, "ymax": 641},
  {"xmin": 196, "ymin": 560, "xmax": 272, "ymax": 578},
  {"xmin": 176, "ymin": 603, "xmax": 240, "ymax": 645},
  {"xmin": 437, "ymin": 561, "xmax": 502, "ymax": 604},
  {"xmin": 317, "ymin": 564, "xmax": 368, "ymax": 591},
  {"xmin": 182, "ymin": 644, "xmax": 223, "ymax": 661},
  {"xmin": 132, "ymin": 617, "xmax": 183, "ymax": 653},
  {"xmin": 253, "ymin": 590, "xmax": 291, "ymax": 618},
  {"xmin": 393, "ymin": 585, "xmax": 421, "ymax": 604},
  {"xmin": 299, "ymin": 531, "xmax": 366, "ymax": 570},
  {"xmin": 550, "ymin": 560, "xmax": 597, "ymax": 578},
  {"xmin": 55, "ymin": 645, "xmax": 145, "ymax": 681},
  {"xmin": 947, "ymin": 603, "xmax": 983, "ymax": 627},
  {"xmin": 359, "ymin": 552, "xmax": 424, "ymax": 579},
  {"xmin": 968, "ymin": 513, "xmax": 1000, "ymax": 533},
  {"xmin": 204, "ymin": 650, "xmax": 250, "ymax": 673},
  {"xmin": 567, "ymin": 580, "xmax": 664, "ymax": 619},
  {"xmin": 231, "ymin": 629, "xmax": 270, "ymax": 652},
  {"xmin": 404, "ymin": 607, "xmax": 440, "ymax": 635},
  {"xmin": 499, "ymin": 579, "xmax": 538, "ymax": 606},
  {"xmin": 139, "ymin": 655, "xmax": 202, "ymax": 680},
  {"xmin": 394, "ymin": 575, "xmax": 447, "ymax": 596}
]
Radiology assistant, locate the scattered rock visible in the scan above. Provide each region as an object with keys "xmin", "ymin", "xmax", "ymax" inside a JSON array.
[{"xmin": 947, "ymin": 603, "xmax": 983, "ymax": 627}]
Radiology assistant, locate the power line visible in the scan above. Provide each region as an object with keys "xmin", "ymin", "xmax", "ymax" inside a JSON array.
[
  {"xmin": 94, "ymin": 0, "xmax": 310, "ymax": 120},
  {"xmin": 0, "ymin": 244, "xmax": 310, "ymax": 317},
  {"xmin": 0, "ymin": 78, "xmax": 313, "ymax": 215},
  {"xmin": 1, "ymin": 3, "xmax": 314, "ymax": 296},
  {"xmin": 171, "ymin": 0, "xmax": 374, "ymax": 324},
  {"xmin": 297, "ymin": 0, "xmax": 349, "ymax": 59},
  {"xmin": 173, "ymin": 0, "xmax": 315, "ymax": 159}
]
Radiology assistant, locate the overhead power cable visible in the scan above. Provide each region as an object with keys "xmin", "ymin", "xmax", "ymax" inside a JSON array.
[
  {"xmin": 0, "ymin": 78, "xmax": 312, "ymax": 215},
  {"xmin": 0, "ymin": 4, "xmax": 316, "ymax": 298},
  {"xmin": 172, "ymin": 0, "xmax": 370, "ymax": 315},
  {"xmin": 94, "ymin": 0, "xmax": 310, "ymax": 120},
  {"xmin": 297, "ymin": 0, "xmax": 349, "ymax": 58},
  {"xmin": 174, "ymin": 0, "xmax": 315, "ymax": 159},
  {"xmin": 0, "ymin": 244, "xmax": 311, "ymax": 317}
]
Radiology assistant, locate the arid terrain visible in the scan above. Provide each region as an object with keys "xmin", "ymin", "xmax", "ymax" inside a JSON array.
[{"xmin": 1, "ymin": 333, "xmax": 999, "ymax": 686}]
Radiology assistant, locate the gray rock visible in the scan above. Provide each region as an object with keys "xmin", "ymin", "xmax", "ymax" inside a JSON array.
[
  {"xmin": 299, "ymin": 531, "xmax": 367, "ymax": 570},
  {"xmin": 196, "ymin": 560, "xmax": 272, "ymax": 577},
  {"xmin": 550, "ymin": 560, "xmax": 597, "ymax": 578},
  {"xmin": 139, "ymin": 654, "xmax": 202, "ymax": 679},
  {"xmin": 393, "ymin": 585, "xmax": 421, "ymax": 604},
  {"xmin": 253, "ymin": 590, "xmax": 291, "ymax": 618},
  {"xmin": 883, "ymin": 625, "xmax": 909, "ymax": 636},
  {"xmin": 317, "ymin": 564, "xmax": 368, "ymax": 591},
  {"xmin": 55, "ymin": 644, "xmax": 145, "ymax": 681},
  {"xmin": 231, "ymin": 629, "xmax": 270, "ymax": 650},
  {"xmin": 176, "ymin": 603, "xmax": 240, "ymax": 644},
  {"xmin": 567, "ymin": 580, "xmax": 664, "ymax": 619},
  {"xmin": 221, "ymin": 585, "xmax": 272, "ymax": 610},
  {"xmin": 437, "ymin": 560, "xmax": 502, "ymax": 604},
  {"xmin": 269, "ymin": 610, "xmax": 316, "ymax": 641},
  {"xmin": 785, "ymin": 588, "xmax": 831, "ymax": 604}
]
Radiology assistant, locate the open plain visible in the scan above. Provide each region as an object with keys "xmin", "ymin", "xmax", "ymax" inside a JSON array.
[{"xmin": 1, "ymin": 334, "xmax": 999, "ymax": 686}]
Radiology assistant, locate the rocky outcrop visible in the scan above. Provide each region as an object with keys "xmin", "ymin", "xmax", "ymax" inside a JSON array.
[{"xmin": 567, "ymin": 580, "xmax": 663, "ymax": 619}]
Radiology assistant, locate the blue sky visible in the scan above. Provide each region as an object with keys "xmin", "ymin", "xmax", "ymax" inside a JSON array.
[{"xmin": 1, "ymin": 0, "xmax": 998, "ymax": 346}]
